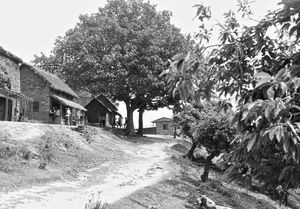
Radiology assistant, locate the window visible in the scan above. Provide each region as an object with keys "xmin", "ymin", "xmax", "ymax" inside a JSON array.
[
  {"xmin": 163, "ymin": 124, "xmax": 168, "ymax": 130},
  {"xmin": 33, "ymin": 101, "xmax": 39, "ymax": 112}
]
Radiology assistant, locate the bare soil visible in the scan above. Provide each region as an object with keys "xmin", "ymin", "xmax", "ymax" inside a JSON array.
[
  {"xmin": 0, "ymin": 121, "xmax": 135, "ymax": 191},
  {"xmin": 108, "ymin": 143, "xmax": 284, "ymax": 209}
]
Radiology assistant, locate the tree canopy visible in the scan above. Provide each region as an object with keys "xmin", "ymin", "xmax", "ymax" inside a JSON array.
[{"xmin": 33, "ymin": 0, "xmax": 186, "ymax": 135}]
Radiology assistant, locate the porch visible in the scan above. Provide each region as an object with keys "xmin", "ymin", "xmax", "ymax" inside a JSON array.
[{"xmin": 0, "ymin": 88, "xmax": 33, "ymax": 121}]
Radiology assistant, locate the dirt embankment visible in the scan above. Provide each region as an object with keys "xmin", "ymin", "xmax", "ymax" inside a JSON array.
[
  {"xmin": 0, "ymin": 121, "xmax": 135, "ymax": 191},
  {"xmin": 0, "ymin": 122, "xmax": 178, "ymax": 209}
]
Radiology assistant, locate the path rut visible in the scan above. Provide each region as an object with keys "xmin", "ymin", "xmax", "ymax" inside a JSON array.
[{"xmin": 0, "ymin": 142, "xmax": 173, "ymax": 209}]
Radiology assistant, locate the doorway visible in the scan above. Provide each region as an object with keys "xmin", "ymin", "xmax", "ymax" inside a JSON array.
[{"xmin": 0, "ymin": 97, "xmax": 12, "ymax": 121}]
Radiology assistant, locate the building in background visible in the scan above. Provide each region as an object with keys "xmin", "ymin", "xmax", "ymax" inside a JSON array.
[
  {"xmin": 152, "ymin": 117, "xmax": 176, "ymax": 135},
  {"xmin": 76, "ymin": 93, "xmax": 122, "ymax": 127}
]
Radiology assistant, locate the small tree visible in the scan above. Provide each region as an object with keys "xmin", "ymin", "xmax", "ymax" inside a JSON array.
[{"xmin": 175, "ymin": 101, "xmax": 236, "ymax": 182}]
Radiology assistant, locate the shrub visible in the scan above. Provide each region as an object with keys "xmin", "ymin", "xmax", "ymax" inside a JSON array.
[{"xmin": 175, "ymin": 101, "xmax": 236, "ymax": 181}]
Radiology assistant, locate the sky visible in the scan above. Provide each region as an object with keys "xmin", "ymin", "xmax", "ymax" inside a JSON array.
[{"xmin": 0, "ymin": 0, "xmax": 281, "ymax": 128}]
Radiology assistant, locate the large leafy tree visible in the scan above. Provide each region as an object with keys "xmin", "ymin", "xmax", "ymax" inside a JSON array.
[
  {"xmin": 162, "ymin": 0, "xmax": 300, "ymax": 201},
  {"xmin": 33, "ymin": 0, "xmax": 185, "ymax": 135}
]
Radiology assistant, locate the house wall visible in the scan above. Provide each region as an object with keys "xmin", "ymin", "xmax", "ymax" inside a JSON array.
[
  {"xmin": 0, "ymin": 55, "xmax": 21, "ymax": 121},
  {"xmin": 0, "ymin": 56, "xmax": 20, "ymax": 93},
  {"xmin": 155, "ymin": 121, "xmax": 174, "ymax": 135},
  {"xmin": 20, "ymin": 66, "xmax": 51, "ymax": 122},
  {"xmin": 142, "ymin": 127, "xmax": 156, "ymax": 134}
]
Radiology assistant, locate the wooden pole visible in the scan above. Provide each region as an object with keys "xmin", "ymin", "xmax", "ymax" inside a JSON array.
[
  {"xmin": 105, "ymin": 112, "xmax": 110, "ymax": 127},
  {"xmin": 4, "ymin": 92, "xmax": 9, "ymax": 121},
  {"xmin": 60, "ymin": 103, "xmax": 63, "ymax": 124},
  {"xmin": 15, "ymin": 96, "xmax": 18, "ymax": 121},
  {"xmin": 24, "ymin": 100, "xmax": 27, "ymax": 119},
  {"xmin": 31, "ymin": 101, "xmax": 33, "ymax": 119}
]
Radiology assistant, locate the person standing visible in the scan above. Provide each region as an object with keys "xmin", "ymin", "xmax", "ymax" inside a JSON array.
[
  {"xmin": 117, "ymin": 116, "xmax": 122, "ymax": 128},
  {"xmin": 124, "ymin": 117, "xmax": 127, "ymax": 128},
  {"xmin": 65, "ymin": 107, "xmax": 71, "ymax": 125}
]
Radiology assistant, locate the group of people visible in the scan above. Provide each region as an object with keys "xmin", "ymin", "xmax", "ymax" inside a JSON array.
[
  {"xmin": 50, "ymin": 106, "xmax": 125, "ymax": 128},
  {"xmin": 49, "ymin": 106, "xmax": 72, "ymax": 125},
  {"xmin": 112, "ymin": 117, "xmax": 127, "ymax": 128}
]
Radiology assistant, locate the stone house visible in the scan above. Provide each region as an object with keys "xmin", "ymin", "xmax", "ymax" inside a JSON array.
[
  {"xmin": 0, "ymin": 46, "xmax": 33, "ymax": 121},
  {"xmin": 20, "ymin": 63, "xmax": 86, "ymax": 124},
  {"xmin": 152, "ymin": 117, "xmax": 176, "ymax": 135},
  {"xmin": 76, "ymin": 93, "xmax": 121, "ymax": 127}
]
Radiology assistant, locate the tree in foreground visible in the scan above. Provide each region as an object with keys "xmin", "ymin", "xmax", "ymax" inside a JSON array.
[
  {"xmin": 162, "ymin": 0, "xmax": 300, "ymax": 202},
  {"xmin": 174, "ymin": 101, "xmax": 236, "ymax": 182},
  {"xmin": 33, "ymin": 0, "xmax": 185, "ymax": 135}
]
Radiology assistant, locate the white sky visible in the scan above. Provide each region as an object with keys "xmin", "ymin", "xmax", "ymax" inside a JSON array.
[{"xmin": 0, "ymin": 0, "xmax": 281, "ymax": 128}]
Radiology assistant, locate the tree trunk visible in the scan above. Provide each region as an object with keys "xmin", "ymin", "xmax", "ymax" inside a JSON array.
[
  {"xmin": 186, "ymin": 141, "xmax": 197, "ymax": 160},
  {"xmin": 137, "ymin": 108, "xmax": 144, "ymax": 136},
  {"xmin": 174, "ymin": 125, "xmax": 177, "ymax": 139},
  {"xmin": 125, "ymin": 102, "xmax": 135, "ymax": 136},
  {"xmin": 201, "ymin": 153, "xmax": 216, "ymax": 182}
]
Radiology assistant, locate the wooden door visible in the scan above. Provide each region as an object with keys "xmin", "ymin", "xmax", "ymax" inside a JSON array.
[
  {"xmin": 7, "ymin": 99, "xmax": 12, "ymax": 121},
  {"xmin": 0, "ymin": 97, "xmax": 12, "ymax": 121},
  {"xmin": 0, "ymin": 97, "xmax": 5, "ymax": 120}
]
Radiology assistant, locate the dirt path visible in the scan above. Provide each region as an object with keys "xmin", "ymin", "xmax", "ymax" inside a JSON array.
[{"xmin": 0, "ymin": 142, "xmax": 174, "ymax": 209}]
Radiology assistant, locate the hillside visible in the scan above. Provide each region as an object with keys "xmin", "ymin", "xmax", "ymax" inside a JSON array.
[{"xmin": 0, "ymin": 122, "xmax": 134, "ymax": 190}]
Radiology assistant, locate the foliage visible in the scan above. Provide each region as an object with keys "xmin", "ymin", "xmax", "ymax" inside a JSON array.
[
  {"xmin": 85, "ymin": 199, "xmax": 108, "ymax": 209},
  {"xmin": 175, "ymin": 101, "xmax": 236, "ymax": 182},
  {"xmin": 218, "ymin": 1, "xmax": 300, "ymax": 193},
  {"xmin": 175, "ymin": 101, "xmax": 236, "ymax": 156},
  {"xmin": 33, "ymin": 0, "xmax": 185, "ymax": 135},
  {"xmin": 162, "ymin": 0, "xmax": 300, "ymax": 197},
  {"xmin": 160, "ymin": 48, "xmax": 218, "ymax": 105},
  {"xmin": 0, "ymin": 66, "xmax": 10, "ymax": 89}
]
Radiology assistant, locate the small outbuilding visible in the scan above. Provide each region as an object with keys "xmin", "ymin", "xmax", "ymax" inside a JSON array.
[
  {"xmin": 152, "ymin": 117, "xmax": 176, "ymax": 135},
  {"xmin": 76, "ymin": 93, "xmax": 122, "ymax": 127}
]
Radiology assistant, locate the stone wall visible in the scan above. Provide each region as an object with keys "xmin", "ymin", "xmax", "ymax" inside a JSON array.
[
  {"xmin": 156, "ymin": 121, "xmax": 174, "ymax": 135},
  {"xmin": 142, "ymin": 127, "xmax": 156, "ymax": 134},
  {"xmin": 20, "ymin": 66, "xmax": 51, "ymax": 123},
  {"xmin": 0, "ymin": 55, "xmax": 21, "ymax": 121},
  {"xmin": 0, "ymin": 56, "xmax": 20, "ymax": 93}
]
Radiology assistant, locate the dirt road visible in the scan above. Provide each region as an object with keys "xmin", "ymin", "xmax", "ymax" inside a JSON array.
[{"xmin": 0, "ymin": 141, "xmax": 174, "ymax": 209}]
